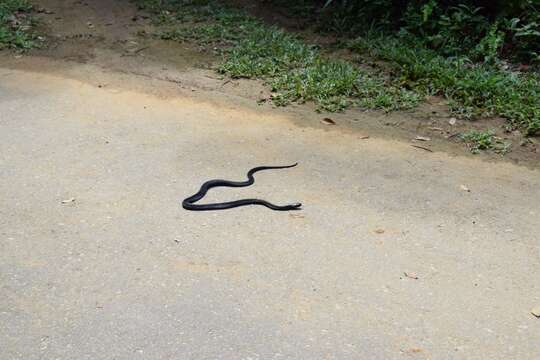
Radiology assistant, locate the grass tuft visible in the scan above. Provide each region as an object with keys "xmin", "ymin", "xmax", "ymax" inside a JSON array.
[
  {"xmin": 461, "ymin": 130, "xmax": 511, "ymax": 154},
  {"xmin": 137, "ymin": 0, "xmax": 421, "ymax": 113},
  {"xmin": 219, "ymin": 27, "xmax": 420, "ymax": 112},
  {"xmin": 0, "ymin": 0, "xmax": 36, "ymax": 50},
  {"xmin": 350, "ymin": 35, "xmax": 540, "ymax": 135}
]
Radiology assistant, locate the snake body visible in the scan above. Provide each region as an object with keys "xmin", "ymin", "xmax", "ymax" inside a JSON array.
[{"xmin": 182, "ymin": 163, "xmax": 301, "ymax": 211}]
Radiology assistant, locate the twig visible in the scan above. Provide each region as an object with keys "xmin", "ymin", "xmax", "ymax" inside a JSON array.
[
  {"xmin": 411, "ymin": 145, "xmax": 433, "ymax": 152},
  {"xmin": 121, "ymin": 46, "xmax": 150, "ymax": 57},
  {"xmin": 133, "ymin": 46, "xmax": 149, "ymax": 53},
  {"xmin": 220, "ymin": 79, "xmax": 232, "ymax": 87}
]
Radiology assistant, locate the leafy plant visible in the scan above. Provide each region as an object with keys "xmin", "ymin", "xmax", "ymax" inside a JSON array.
[
  {"xmin": 507, "ymin": 17, "xmax": 540, "ymax": 62},
  {"xmin": 0, "ymin": 0, "xmax": 36, "ymax": 50},
  {"xmin": 351, "ymin": 34, "xmax": 540, "ymax": 134},
  {"xmin": 219, "ymin": 26, "xmax": 420, "ymax": 112},
  {"xmin": 262, "ymin": 0, "xmax": 540, "ymax": 64},
  {"xmin": 461, "ymin": 130, "xmax": 511, "ymax": 154}
]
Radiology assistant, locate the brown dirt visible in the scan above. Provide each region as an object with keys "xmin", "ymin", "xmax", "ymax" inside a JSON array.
[{"xmin": 1, "ymin": 0, "xmax": 538, "ymax": 168}]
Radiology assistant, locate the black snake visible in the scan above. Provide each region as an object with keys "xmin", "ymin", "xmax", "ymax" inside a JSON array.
[{"xmin": 182, "ymin": 163, "xmax": 302, "ymax": 211}]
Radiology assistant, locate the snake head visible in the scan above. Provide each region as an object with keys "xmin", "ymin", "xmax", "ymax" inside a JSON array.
[{"xmin": 289, "ymin": 202, "xmax": 302, "ymax": 209}]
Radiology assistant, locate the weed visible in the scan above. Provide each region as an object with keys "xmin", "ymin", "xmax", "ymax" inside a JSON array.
[
  {"xmin": 279, "ymin": 0, "xmax": 540, "ymax": 64},
  {"xmin": 218, "ymin": 28, "xmax": 316, "ymax": 78},
  {"xmin": 140, "ymin": 0, "xmax": 420, "ymax": 112},
  {"xmin": 351, "ymin": 35, "xmax": 540, "ymax": 135},
  {"xmin": 140, "ymin": 0, "xmax": 260, "ymax": 52},
  {"xmin": 0, "ymin": 0, "xmax": 36, "ymax": 50},
  {"xmin": 461, "ymin": 130, "xmax": 511, "ymax": 154},
  {"xmin": 219, "ymin": 27, "xmax": 420, "ymax": 112},
  {"xmin": 268, "ymin": 58, "xmax": 360, "ymax": 110}
]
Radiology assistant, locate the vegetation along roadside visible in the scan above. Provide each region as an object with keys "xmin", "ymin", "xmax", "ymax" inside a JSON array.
[
  {"xmin": 0, "ymin": 0, "xmax": 38, "ymax": 50},
  {"xmin": 136, "ymin": 0, "xmax": 540, "ymax": 152}
]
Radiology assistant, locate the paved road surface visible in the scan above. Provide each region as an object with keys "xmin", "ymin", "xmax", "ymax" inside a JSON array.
[{"xmin": 1, "ymin": 68, "xmax": 539, "ymax": 359}]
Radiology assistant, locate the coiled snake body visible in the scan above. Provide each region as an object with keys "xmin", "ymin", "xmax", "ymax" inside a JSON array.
[{"xmin": 182, "ymin": 163, "xmax": 302, "ymax": 211}]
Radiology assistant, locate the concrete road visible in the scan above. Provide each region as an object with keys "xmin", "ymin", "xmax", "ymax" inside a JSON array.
[{"xmin": 1, "ymin": 68, "xmax": 540, "ymax": 360}]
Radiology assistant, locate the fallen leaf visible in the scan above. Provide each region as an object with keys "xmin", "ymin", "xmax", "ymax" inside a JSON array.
[
  {"xmin": 61, "ymin": 197, "xmax": 75, "ymax": 204},
  {"xmin": 374, "ymin": 229, "xmax": 385, "ymax": 234},
  {"xmin": 404, "ymin": 271, "xmax": 419, "ymax": 280},
  {"xmin": 460, "ymin": 185, "xmax": 471, "ymax": 192},
  {"xmin": 415, "ymin": 136, "xmax": 431, "ymax": 141},
  {"xmin": 531, "ymin": 305, "xmax": 540, "ymax": 317},
  {"xmin": 360, "ymin": 135, "xmax": 370, "ymax": 139},
  {"xmin": 320, "ymin": 118, "xmax": 336, "ymax": 125},
  {"xmin": 449, "ymin": 117, "xmax": 457, "ymax": 126}
]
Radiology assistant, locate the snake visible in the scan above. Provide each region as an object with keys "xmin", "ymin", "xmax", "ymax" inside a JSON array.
[{"xmin": 182, "ymin": 163, "xmax": 302, "ymax": 211}]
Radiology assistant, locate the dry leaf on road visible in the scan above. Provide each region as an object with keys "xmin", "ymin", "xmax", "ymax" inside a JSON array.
[
  {"xmin": 320, "ymin": 118, "xmax": 336, "ymax": 125},
  {"xmin": 404, "ymin": 271, "xmax": 419, "ymax": 279}
]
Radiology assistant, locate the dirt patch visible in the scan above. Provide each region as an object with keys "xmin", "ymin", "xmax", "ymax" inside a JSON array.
[{"xmin": 29, "ymin": 0, "xmax": 215, "ymax": 71}]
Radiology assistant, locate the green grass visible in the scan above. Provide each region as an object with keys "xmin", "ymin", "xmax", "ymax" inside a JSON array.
[
  {"xmin": 350, "ymin": 35, "xmax": 540, "ymax": 135},
  {"xmin": 156, "ymin": 6, "xmax": 260, "ymax": 47},
  {"xmin": 461, "ymin": 130, "xmax": 511, "ymax": 154},
  {"xmin": 219, "ymin": 27, "xmax": 421, "ymax": 112},
  {"xmin": 0, "ymin": 0, "xmax": 36, "ymax": 50},
  {"xmin": 218, "ymin": 28, "xmax": 316, "ymax": 77},
  {"xmin": 137, "ymin": 0, "xmax": 539, "ymax": 138},
  {"xmin": 137, "ymin": 0, "xmax": 420, "ymax": 113}
]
